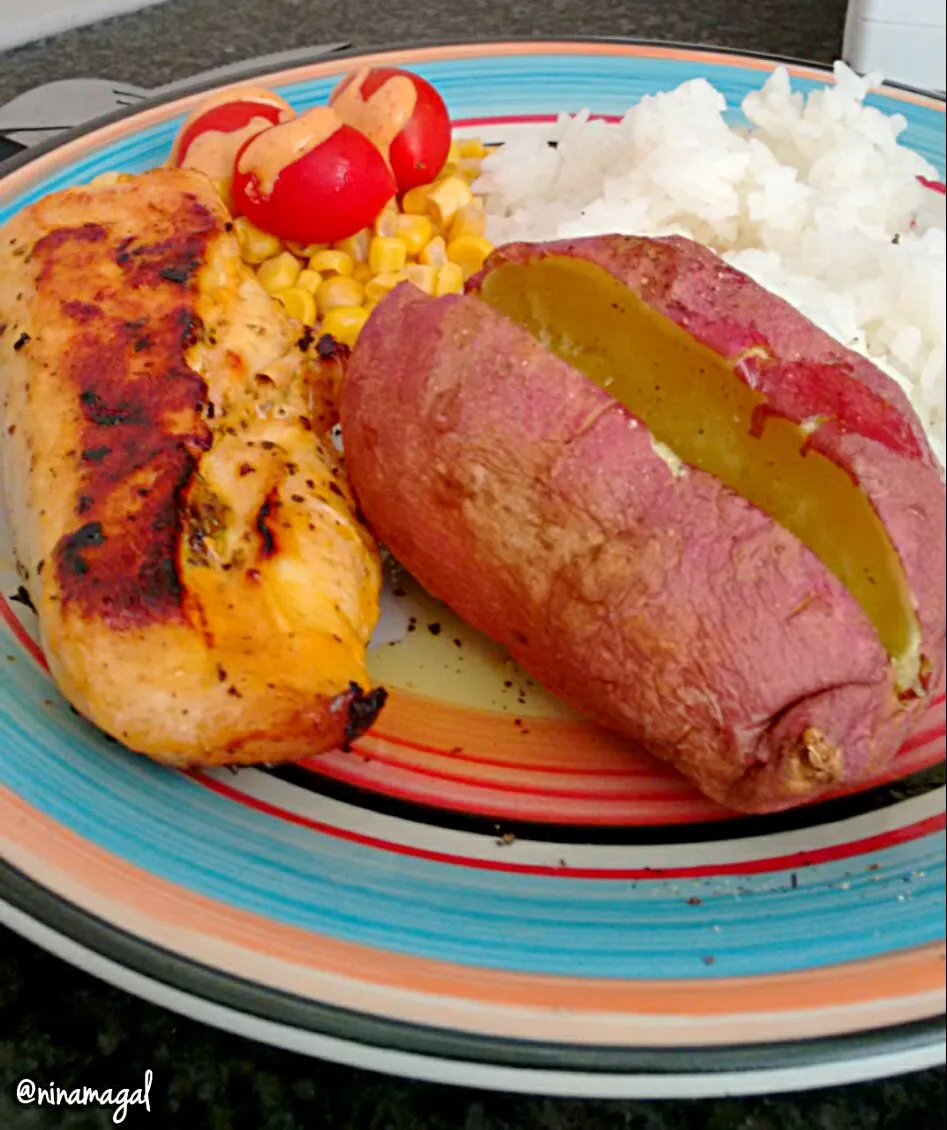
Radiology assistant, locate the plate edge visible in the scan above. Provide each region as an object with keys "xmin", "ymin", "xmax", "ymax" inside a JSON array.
[
  {"xmin": 0, "ymin": 36, "xmax": 942, "ymax": 185},
  {"xmin": 1, "ymin": 856, "xmax": 943, "ymax": 1078}
]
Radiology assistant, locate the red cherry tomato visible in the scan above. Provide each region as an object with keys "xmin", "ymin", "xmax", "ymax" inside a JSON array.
[
  {"xmin": 330, "ymin": 67, "xmax": 451, "ymax": 192},
  {"xmin": 169, "ymin": 87, "xmax": 294, "ymax": 180},
  {"xmin": 230, "ymin": 106, "xmax": 397, "ymax": 244}
]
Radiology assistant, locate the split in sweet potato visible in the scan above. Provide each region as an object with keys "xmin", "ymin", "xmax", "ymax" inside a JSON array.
[{"xmin": 478, "ymin": 255, "xmax": 920, "ymax": 688}]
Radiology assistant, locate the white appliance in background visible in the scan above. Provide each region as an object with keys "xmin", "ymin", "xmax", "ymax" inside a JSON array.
[
  {"xmin": 0, "ymin": 0, "xmax": 169, "ymax": 54},
  {"xmin": 843, "ymin": 0, "xmax": 946, "ymax": 93}
]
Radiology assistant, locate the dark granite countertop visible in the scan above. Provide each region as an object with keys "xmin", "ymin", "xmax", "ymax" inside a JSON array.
[{"xmin": 1, "ymin": 1, "xmax": 945, "ymax": 1126}]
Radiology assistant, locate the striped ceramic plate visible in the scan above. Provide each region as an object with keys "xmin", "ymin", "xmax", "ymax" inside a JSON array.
[{"xmin": 0, "ymin": 39, "xmax": 944, "ymax": 1099}]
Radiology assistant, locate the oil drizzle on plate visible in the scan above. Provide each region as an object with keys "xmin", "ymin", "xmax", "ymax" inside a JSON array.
[{"xmin": 367, "ymin": 556, "xmax": 579, "ymax": 718}]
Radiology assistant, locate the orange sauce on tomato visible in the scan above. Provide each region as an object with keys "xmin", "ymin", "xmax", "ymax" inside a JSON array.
[
  {"xmin": 331, "ymin": 68, "xmax": 417, "ymax": 165},
  {"xmin": 168, "ymin": 86, "xmax": 292, "ymax": 165},
  {"xmin": 181, "ymin": 116, "xmax": 279, "ymax": 181},
  {"xmin": 236, "ymin": 107, "xmax": 343, "ymax": 196}
]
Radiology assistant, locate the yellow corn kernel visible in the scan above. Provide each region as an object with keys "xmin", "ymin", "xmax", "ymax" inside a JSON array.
[
  {"xmin": 335, "ymin": 228, "xmax": 371, "ymax": 263},
  {"xmin": 296, "ymin": 269, "xmax": 322, "ymax": 296},
  {"xmin": 320, "ymin": 306, "xmax": 370, "ymax": 348},
  {"xmin": 402, "ymin": 264, "xmax": 437, "ymax": 296},
  {"xmin": 434, "ymin": 262, "xmax": 465, "ymax": 296},
  {"xmin": 447, "ymin": 235, "xmax": 493, "ymax": 280},
  {"xmin": 318, "ymin": 275, "xmax": 365, "ymax": 314},
  {"xmin": 419, "ymin": 235, "xmax": 448, "ymax": 268},
  {"xmin": 308, "ymin": 249, "xmax": 354, "ymax": 276},
  {"xmin": 352, "ymin": 262, "xmax": 374, "ymax": 285},
  {"xmin": 274, "ymin": 287, "xmax": 317, "ymax": 325},
  {"xmin": 425, "ymin": 176, "xmax": 473, "ymax": 227},
  {"xmin": 372, "ymin": 205, "xmax": 400, "ymax": 238},
  {"xmin": 256, "ymin": 251, "xmax": 302, "ymax": 294},
  {"xmin": 286, "ymin": 240, "xmax": 327, "ymax": 258},
  {"xmin": 234, "ymin": 217, "xmax": 282, "ymax": 264},
  {"xmin": 401, "ymin": 184, "xmax": 433, "ymax": 215},
  {"xmin": 369, "ymin": 236, "xmax": 408, "ymax": 274},
  {"xmin": 458, "ymin": 137, "xmax": 489, "ymax": 159},
  {"xmin": 395, "ymin": 213, "xmax": 434, "ymax": 256},
  {"xmin": 448, "ymin": 201, "xmax": 486, "ymax": 241},
  {"xmin": 447, "ymin": 140, "xmax": 462, "ymax": 164},
  {"xmin": 364, "ymin": 271, "xmax": 408, "ymax": 304},
  {"xmin": 457, "ymin": 158, "xmax": 484, "ymax": 184}
]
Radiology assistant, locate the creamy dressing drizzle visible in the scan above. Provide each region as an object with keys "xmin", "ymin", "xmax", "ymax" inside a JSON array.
[
  {"xmin": 236, "ymin": 107, "xmax": 343, "ymax": 197},
  {"xmin": 182, "ymin": 116, "xmax": 279, "ymax": 182},
  {"xmin": 331, "ymin": 68, "xmax": 417, "ymax": 166},
  {"xmin": 169, "ymin": 86, "xmax": 292, "ymax": 164}
]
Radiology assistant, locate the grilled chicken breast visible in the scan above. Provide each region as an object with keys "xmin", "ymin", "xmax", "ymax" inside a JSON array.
[{"xmin": 0, "ymin": 167, "xmax": 385, "ymax": 765}]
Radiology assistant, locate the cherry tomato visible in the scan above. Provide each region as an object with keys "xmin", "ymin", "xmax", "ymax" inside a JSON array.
[
  {"xmin": 168, "ymin": 87, "xmax": 291, "ymax": 170},
  {"xmin": 330, "ymin": 67, "xmax": 451, "ymax": 192},
  {"xmin": 168, "ymin": 87, "xmax": 294, "ymax": 208},
  {"xmin": 230, "ymin": 106, "xmax": 397, "ymax": 244}
]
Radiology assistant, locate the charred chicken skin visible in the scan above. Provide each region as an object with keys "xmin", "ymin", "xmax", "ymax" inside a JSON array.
[{"xmin": 0, "ymin": 168, "xmax": 385, "ymax": 766}]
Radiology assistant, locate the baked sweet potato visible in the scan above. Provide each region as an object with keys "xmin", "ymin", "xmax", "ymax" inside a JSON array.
[{"xmin": 339, "ymin": 234, "xmax": 946, "ymax": 812}]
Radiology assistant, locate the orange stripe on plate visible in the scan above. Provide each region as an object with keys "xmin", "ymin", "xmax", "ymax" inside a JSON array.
[
  {"xmin": 350, "ymin": 743, "xmax": 689, "ymax": 800},
  {"xmin": 370, "ymin": 688, "xmax": 672, "ymax": 771},
  {"xmin": 299, "ymin": 754, "xmax": 721, "ymax": 824},
  {"xmin": 352, "ymin": 720, "xmax": 945, "ymax": 801}
]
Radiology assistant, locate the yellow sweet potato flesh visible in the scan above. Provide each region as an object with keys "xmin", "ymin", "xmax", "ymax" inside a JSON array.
[{"xmin": 478, "ymin": 255, "xmax": 919, "ymax": 685}]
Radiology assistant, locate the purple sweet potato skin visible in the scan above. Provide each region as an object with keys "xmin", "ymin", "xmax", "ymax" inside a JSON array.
[{"xmin": 340, "ymin": 235, "xmax": 946, "ymax": 813}]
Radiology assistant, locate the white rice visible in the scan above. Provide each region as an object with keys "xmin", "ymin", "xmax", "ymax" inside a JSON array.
[{"xmin": 476, "ymin": 62, "xmax": 947, "ymax": 465}]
